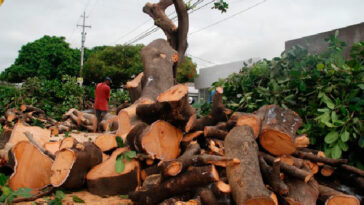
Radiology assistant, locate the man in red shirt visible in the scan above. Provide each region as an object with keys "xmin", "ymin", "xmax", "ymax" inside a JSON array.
[{"xmin": 94, "ymin": 77, "xmax": 111, "ymax": 129}]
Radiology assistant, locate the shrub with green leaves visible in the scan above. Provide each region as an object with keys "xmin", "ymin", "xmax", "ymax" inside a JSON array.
[{"xmin": 213, "ymin": 35, "xmax": 363, "ymax": 168}]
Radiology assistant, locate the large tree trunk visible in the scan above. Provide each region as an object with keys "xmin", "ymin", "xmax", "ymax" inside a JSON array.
[
  {"xmin": 8, "ymin": 141, "xmax": 53, "ymax": 192},
  {"xmin": 224, "ymin": 126, "xmax": 275, "ymax": 205}
]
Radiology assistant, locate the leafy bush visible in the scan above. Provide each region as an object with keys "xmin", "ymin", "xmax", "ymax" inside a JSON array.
[{"xmin": 213, "ymin": 35, "xmax": 363, "ymax": 167}]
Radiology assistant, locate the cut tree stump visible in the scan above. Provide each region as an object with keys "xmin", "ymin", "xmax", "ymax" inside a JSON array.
[
  {"xmin": 43, "ymin": 141, "xmax": 61, "ymax": 155},
  {"xmin": 318, "ymin": 184, "xmax": 359, "ymax": 205},
  {"xmin": 94, "ymin": 134, "xmax": 118, "ymax": 152},
  {"xmin": 130, "ymin": 165, "xmax": 219, "ymax": 205},
  {"xmin": 87, "ymin": 147, "xmax": 140, "ymax": 196},
  {"xmin": 8, "ymin": 141, "xmax": 53, "ymax": 191},
  {"xmin": 257, "ymin": 105, "xmax": 302, "ymax": 156},
  {"xmin": 50, "ymin": 142, "xmax": 102, "ymax": 189},
  {"xmin": 224, "ymin": 126, "xmax": 275, "ymax": 205},
  {"xmin": 126, "ymin": 120, "xmax": 182, "ymax": 161}
]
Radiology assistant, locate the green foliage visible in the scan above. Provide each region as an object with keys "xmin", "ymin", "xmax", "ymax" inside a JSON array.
[
  {"xmin": 0, "ymin": 75, "xmax": 85, "ymax": 120},
  {"xmin": 72, "ymin": 195, "xmax": 85, "ymax": 203},
  {"xmin": 82, "ymin": 45, "xmax": 144, "ymax": 87},
  {"xmin": 116, "ymin": 136, "xmax": 124, "ymax": 148},
  {"xmin": 115, "ymin": 151, "xmax": 137, "ymax": 173},
  {"xmin": 212, "ymin": 0, "xmax": 229, "ymax": 13},
  {"xmin": 109, "ymin": 89, "xmax": 131, "ymax": 107},
  {"xmin": 0, "ymin": 182, "xmax": 32, "ymax": 205},
  {"xmin": 119, "ymin": 195, "xmax": 129, "ymax": 199},
  {"xmin": 192, "ymin": 101, "xmax": 211, "ymax": 118},
  {"xmin": 0, "ymin": 35, "xmax": 80, "ymax": 82},
  {"xmin": 213, "ymin": 36, "xmax": 364, "ymax": 166},
  {"xmin": 46, "ymin": 190, "xmax": 65, "ymax": 205},
  {"xmin": 177, "ymin": 56, "xmax": 197, "ymax": 83}
]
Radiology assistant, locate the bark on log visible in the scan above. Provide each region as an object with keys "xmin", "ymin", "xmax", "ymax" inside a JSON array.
[
  {"xmin": 126, "ymin": 120, "xmax": 182, "ymax": 161},
  {"xmin": 318, "ymin": 184, "xmax": 359, "ymax": 205},
  {"xmin": 283, "ymin": 177, "xmax": 319, "ymax": 205},
  {"xmin": 293, "ymin": 150, "xmax": 348, "ymax": 166},
  {"xmin": 129, "ymin": 165, "xmax": 219, "ymax": 205},
  {"xmin": 126, "ymin": 72, "xmax": 144, "ymax": 103},
  {"xmin": 259, "ymin": 156, "xmax": 289, "ymax": 196},
  {"xmin": 87, "ymin": 148, "xmax": 141, "ymax": 196},
  {"xmin": 8, "ymin": 141, "xmax": 53, "ymax": 191},
  {"xmin": 204, "ymin": 126, "xmax": 228, "ymax": 139},
  {"xmin": 259, "ymin": 152, "xmax": 313, "ymax": 182},
  {"xmin": 99, "ymin": 113, "xmax": 118, "ymax": 132},
  {"xmin": 136, "ymin": 84, "xmax": 195, "ymax": 129},
  {"xmin": 224, "ymin": 126, "xmax": 275, "ymax": 205},
  {"xmin": 186, "ymin": 87, "xmax": 229, "ymax": 132},
  {"xmin": 198, "ymin": 188, "xmax": 217, "ymax": 205},
  {"xmin": 257, "ymin": 105, "xmax": 302, "ymax": 156},
  {"xmin": 50, "ymin": 142, "xmax": 102, "ymax": 189}
]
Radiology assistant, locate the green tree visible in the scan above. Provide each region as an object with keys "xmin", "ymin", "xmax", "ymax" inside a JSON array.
[
  {"xmin": 177, "ymin": 56, "xmax": 197, "ymax": 83},
  {"xmin": 83, "ymin": 44, "xmax": 197, "ymax": 87},
  {"xmin": 82, "ymin": 44, "xmax": 144, "ymax": 87},
  {"xmin": 0, "ymin": 35, "xmax": 80, "ymax": 82}
]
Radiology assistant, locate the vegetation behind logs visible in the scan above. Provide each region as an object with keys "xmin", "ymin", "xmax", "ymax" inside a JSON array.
[{"xmin": 213, "ymin": 34, "xmax": 364, "ymax": 167}]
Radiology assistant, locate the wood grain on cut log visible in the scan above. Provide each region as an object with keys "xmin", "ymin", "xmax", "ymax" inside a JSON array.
[
  {"xmin": 8, "ymin": 141, "xmax": 53, "ymax": 191},
  {"xmin": 318, "ymin": 184, "xmax": 359, "ymax": 205},
  {"xmin": 236, "ymin": 113, "xmax": 261, "ymax": 138},
  {"xmin": 51, "ymin": 142, "xmax": 102, "ymax": 189},
  {"xmin": 294, "ymin": 134, "xmax": 310, "ymax": 148},
  {"xmin": 126, "ymin": 120, "xmax": 182, "ymax": 161},
  {"xmin": 59, "ymin": 137, "xmax": 78, "ymax": 150},
  {"xmin": 94, "ymin": 134, "xmax": 118, "ymax": 152},
  {"xmin": 186, "ymin": 87, "xmax": 229, "ymax": 132},
  {"xmin": 0, "ymin": 123, "xmax": 50, "ymax": 161},
  {"xmin": 137, "ymin": 84, "xmax": 195, "ymax": 129},
  {"xmin": 126, "ymin": 72, "xmax": 144, "ymax": 103},
  {"xmin": 87, "ymin": 147, "xmax": 140, "ymax": 196},
  {"xmin": 320, "ymin": 165, "xmax": 335, "ymax": 177},
  {"xmin": 43, "ymin": 141, "xmax": 61, "ymax": 155},
  {"xmin": 130, "ymin": 165, "xmax": 219, "ymax": 205},
  {"xmin": 224, "ymin": 126, "xmax": 275, "ymax": 205},
  {"xmin": 283, "ymin": 177, "xmax": 319, "ymax": 205},
  {"xmin": 257, "ymin": 105, "xmax": 303, "ymax": 156}
]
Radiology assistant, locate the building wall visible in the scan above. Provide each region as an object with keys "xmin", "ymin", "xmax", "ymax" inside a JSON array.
[{"xmin": 285, "ymin": 22, "xmax": 364, "ymax": 58}]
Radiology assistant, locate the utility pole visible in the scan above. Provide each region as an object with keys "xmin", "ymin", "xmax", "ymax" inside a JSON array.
[{"xmin": 77, "ymin": 11, "xmax": 91, "ymax": 76}]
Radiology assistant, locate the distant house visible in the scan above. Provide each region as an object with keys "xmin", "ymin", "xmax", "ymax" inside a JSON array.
[
  {"xmin": 194, "ymin": 58, "xmax": 260, "ymax": 102},
  {"xmin": 285, "ymin": 22, "xmax": 364, "ymax": 58}
]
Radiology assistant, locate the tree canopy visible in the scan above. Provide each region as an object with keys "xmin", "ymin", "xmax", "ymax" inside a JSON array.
[
  {"xmin": 0, "ymin": 35, "xmax": 80, "ymax": 82},
  {"xmin": 82, "ymin": 44, "xmax": 197, "ymax": 87}
]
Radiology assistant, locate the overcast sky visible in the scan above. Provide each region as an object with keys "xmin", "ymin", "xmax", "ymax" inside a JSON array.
[{"xmin": 0, "ymin": 0, "xmax": 363, "ymax": 71}]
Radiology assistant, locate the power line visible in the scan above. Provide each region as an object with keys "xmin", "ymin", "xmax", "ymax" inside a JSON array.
[
  {"xmin": 187, "ymin": 53, "xmax": 216, "ymax": 65},
  {"xmin": 189, "ymin": 0, "xmax": 267, "ymax": 35},
  {"xmin": 124, "ymin": 0, "xmax": 213, "ymax": 45}
]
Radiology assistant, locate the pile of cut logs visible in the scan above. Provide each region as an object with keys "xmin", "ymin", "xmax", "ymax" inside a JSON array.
[{"xmin": 0, "ymin": 83, "xmax": 363, "ymax": 205}]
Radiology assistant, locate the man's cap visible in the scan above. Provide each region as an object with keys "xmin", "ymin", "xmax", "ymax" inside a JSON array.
[{"xmin": 105, "ymin": 77, "xmax": 112, "ymax": 83}]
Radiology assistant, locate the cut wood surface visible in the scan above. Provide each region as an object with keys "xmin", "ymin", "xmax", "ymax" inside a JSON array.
[
  {"xmin": 236, "ymin": 113, "xmax": 261, "ymax": 138},
  {"xmin": 318, "ymin": 184, "xmax": 359, "ymax": 205},
  {"xmin": 127, "ymin": 120, "xmax": 182, "ymax": 161},
  {"xmin": 51, "ymin": 142, "xmax": 102, "ymax": 189},
  {"xmin": 257, "ymin": 105, "xmax": 302, "ymax": 156},
  {"xmin": 8, "ymin": 141, "xmax": 53, "ymax": 191},
  {"xmin": 99, "ymin": 113, "xmax": 119, "ymax": 132},
  {"xmin": 94, "ymin": 134, "xmax": 118, "ymax": 152},
  {"xmin": 224, "ymin": 126, "xmax": 275, "ymax": 205},
  {"xmin": 43, "ymin": 141, "xmax": 61, "ymax": 155},
  {"xmin": 87, "ymin": 147, "xmax": 140, "ymax": 196}
]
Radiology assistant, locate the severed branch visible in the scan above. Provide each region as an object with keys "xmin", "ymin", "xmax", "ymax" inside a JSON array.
[{"xmin": 24, "ymin": 131, "xmax": 55, "ymax": 160}]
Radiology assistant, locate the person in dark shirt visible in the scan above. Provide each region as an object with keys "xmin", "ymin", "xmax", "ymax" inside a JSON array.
[{"xmin": 94, "ymin": 77, "xmax": 111, "ymax": 129}]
